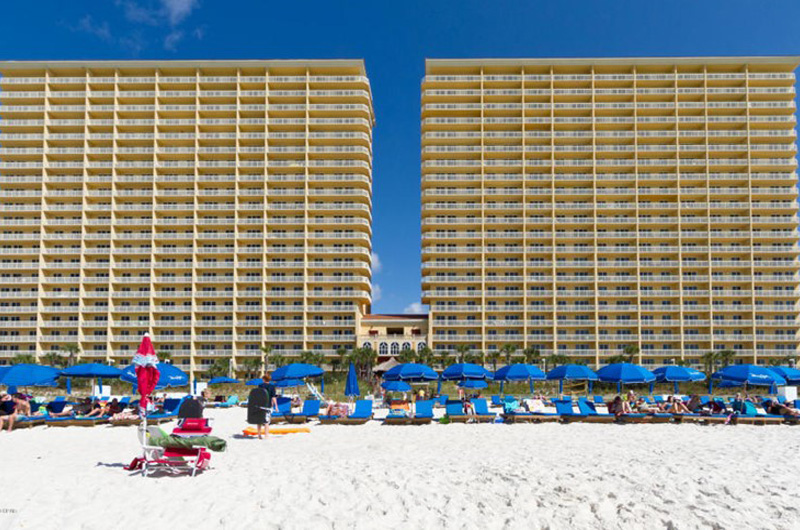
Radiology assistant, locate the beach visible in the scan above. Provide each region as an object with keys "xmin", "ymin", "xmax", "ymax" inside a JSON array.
[{"xmin": 1, "ymin": 408, "xmax": 799, "ymax": 530}]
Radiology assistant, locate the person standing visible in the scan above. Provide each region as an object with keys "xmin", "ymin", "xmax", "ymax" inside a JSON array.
[{"xmin": 247, "ymin": 373, "xmax": 278, "ymax": 439}]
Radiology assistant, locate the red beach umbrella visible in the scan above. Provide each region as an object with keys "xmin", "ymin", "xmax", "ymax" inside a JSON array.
[{"xmin": 133, "ymin": 333, "xmax": 160, "ymax": 416}]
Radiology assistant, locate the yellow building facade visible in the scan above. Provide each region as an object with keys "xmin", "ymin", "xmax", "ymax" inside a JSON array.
[
  {"xmin": 0, "ymin": 60, "xmax": 374, "ymax": 379},
  {"xmin": 421, "ymin": 57, "xmax": 800, "ymax": 366}
]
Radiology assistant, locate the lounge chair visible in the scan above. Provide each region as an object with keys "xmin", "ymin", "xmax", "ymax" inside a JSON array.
[
  {"xmin": 491, "ymin": 395, "xmax": 504, "ymax": 407},
  {"xmin": 502, "ymin": 397, "xmax": 560, "ymax": 423},
  {"xmin": 269, "ymin": 398, "xmax": 293, "ymax": 424},
  {"xmin": 46, "ymin": 414, "xmax": 110, "ymax": 427},
  {"xmin": 575, "ymin": 398, "xmax": 617, "ymax": 423},
  {"xmin": 593, "ymin": 396, "xmax": 605, "ymax": 405},
  {"xmin": 444, "ymin": 400, "xmax": 469, "ymax": 422},
  {"xmin": 554, "ymin": 399, "xmax": 587, "ymax": 423},
  {"xmin": 435, "ymin": 395, "xmax": 448, "ymax": 408},
  {"xmin": 284, "ymin": 400, "xmax": 321, "ymax": 424},
  {"xmin": 214, "ymin": 395, "xmax": 239, "ymax": 409},
  {"xmin": 12, "ymin": 414, "xmax": 47, "ymax": 429},
  {"xmin": 411, "ymin": 400, "xmax": 434, "ymax": 425},
  {"xmin": 471, "ymin": 398, "xmax": 497, "ymax": 423},
  {"xmin": 319, "ymin": 399, "xmax": 373, "ymax": 425}
]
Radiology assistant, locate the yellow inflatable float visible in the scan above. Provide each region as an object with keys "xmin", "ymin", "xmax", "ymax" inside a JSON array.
[{"xmin": 242, "ymin": 426, "xmax": 310, "ymax": 436}]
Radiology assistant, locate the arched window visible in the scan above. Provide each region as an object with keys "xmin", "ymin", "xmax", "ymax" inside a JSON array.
[
  {"xmin": 379, "ymin": 343, "xmax": 388, "ymax": 356},
  {"xmin": 362, "ymin": 342, "xmax": 372, "ymax": 351},
  {"xmin": 402, "ymin": 342, "xmax": 411, "ymax": 351},
  {"xmin": 390, "ymin": 342, "xmax": 400, "ymax": 355},
  {"xmin": 417, "ymin": 341, "xmax": 426, "ymax": 352}
]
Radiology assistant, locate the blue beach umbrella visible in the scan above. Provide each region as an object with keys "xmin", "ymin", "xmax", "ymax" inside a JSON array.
[
  {"xmin": 208, "ymin": 376, "xmax": 239, "ymax": 385},
  {"xmin": 121, "ymin": 363, "xmax": 189, "ymax": 390},
  {"xmin": 0, "ymin": 364, "xmax": 60, "ymax": 389},
  {"xmin": 711, "ymin": 364, "xmax": 786, "ymax": 394},
  {"xmin": 596, "ymin": 363, "xmax": 656, "ymax": 394},
  {"xmin": 245, "ymin": 378, "xmax": 263, "ymax": 386},
  {"xmin": 382, "ymin": 380, "xmax": 412, "ymax": 392},
  {"xmin": 441, "ymin": 363, "xmax": 491, "ymax": 381},
  {"xmin": 767, "ymin": 366, "xmax": 800, "ymax": 385},
  {"xmin": 383, "ymin": 363, "xmax": 438, "ymax": 382},
  {"xmin": 344, "ymin": 362, "xmax": 360, "ymax": 398},
  {"xmin": 653, "ymin": 366, "xmax": 706, "ymax": 394},
  {"xmin": 61, "ymin": 362, "xmax": 123, "ymax": 396},
  {"xmin": 273, "ymin": 378, "xmax": 305, "ymax": 388},
  {"xmin": 458, "ymin": 379, "xmax": 488, "ymax": 390},
  {"xmin": 546, "ymin": 364, "xmax": 599, "ymax": 394},
  {"xmin": 271, "ymin": 363, "xmax": 324, "ymax": 381},
  {"xmin": 494, "ymin": 364, "xmax": 546, "ymax": 393}
]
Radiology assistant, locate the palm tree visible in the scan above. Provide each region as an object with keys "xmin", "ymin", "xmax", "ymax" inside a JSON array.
[
  {"xmin": 241, "ymin": 358, "xmax": 263, "ymax": 379},
  {"xmin": 487, "ymin": 350, "xmax": 501, "ymax": 371},
  {"xmin": 62, "ymin": 343, "xmax": 80, "ymax": 367},
  {"xmin": 523, "ymin": 346, "xmax": 541, "ymax": 366},
  {"xmin": 605, "ymin": 354, "xmax": 630, "ymax": 365},
  {"xmin": 335, "ymin": 346, "xmax": 349, "ymax": 373},
  {"xmin": 701, "ymin": 351, "xmax": 717, "ymax": 375},
  {"xmin": 397, "ymin": 347, "xmax": 417, "ymax": 363},
  {"xmin": 11, "ymin": 353, "xmax": 36, "ymax": 365},
  {"xmin": 271, "ymin": 354, "xmax": 288, "ymax": 368},
  {"xmin": 206, "ymin": 358, "xmax": 230, "ymax": 380},
  {"xmin": 260, "ymin": 344, "xmax": 273, "ymax": 369},
  {"xmin": 454, "ymin": 344, "xmax": 470, "ymax": 363},
  {"xmin": 42, "ymin": 352, "xmax": 66, "ymax": 368},
  {"xmin": 348, "ymin": 347, "xmax": 378, "ymax": 378},
  {"xmin": 500, "ymin": 343, "xmax": 517, "ymax": 365},
  {"xmin": 472, "ymin": 350, "xmax": 486, "ymax": 367},
  {"xmin": 715, "ymin": 350, "xmax": 736, "ymax": 369},
  {"xmin": 622, "ymin": 344, "xmax": 639, "ymax": 363},
  {"xmin": 157, "ymin": 350, "xmax": 172, "ymax": 364},
  {"xmin": 417, "ymin": 346, "xmax": 434, "ymax": 367},
  {"xmin": 299, "ymin": 351, "xmax": 324, "ymax": 367},
  {"xmin": 547, "ymin": 354, "xmax": 570, "ymax": 368},
  {"xmin": 436, "ymin": 350, "xmax": 451, "ymax": 370}
]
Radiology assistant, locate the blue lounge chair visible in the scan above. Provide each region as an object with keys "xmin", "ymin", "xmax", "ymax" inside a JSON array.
[
  {"xmin": 471, "ymin": 398, "xmax": 496, "ymax": 423},
  {"xmin": 576, "ymin": 397, "xmax": 617, "ymax": 423},
  {"xmin": 216, "ymin": 395, "xmax": 240, "ymax": 408},
  {"xmin": 319, "ymin": 399, "xmax": 374, "ymax": 425},
  {"xmin": 436, "ymin": 395, "xmax": 448, "ymax": 407},
  {"xmin": 412, "ymin": 400, "xmax": 434, "ymax": 425},
  {"xmin": 491, "ymin": 395, "xmax": 503, "ymax": 407},
  {"xmin": 502, "ymin": 396, "xmax": 560, "ymax": 423},
  {"xmin": 593, "ymin": 396, "xmax": 605, "ymax": 405},
  {"xmin": 554, "ymin": 398, "xmax": 586, "ymax": 423},
  {"xmin": 445, "ymin": 400, "xmax": 469, "ymax": 422},
  {"xmin": 12, "ymin": 414, "xmax": 47, "ymax": 429},
  {"xmin": 284, "ymin": 400, "xmax": 320, "ymax": 424}
]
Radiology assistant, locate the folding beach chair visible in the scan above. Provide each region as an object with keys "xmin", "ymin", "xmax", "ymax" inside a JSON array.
[{"xmin": 131, "ymin": 425, "xmax": 210, "ymax": 477}]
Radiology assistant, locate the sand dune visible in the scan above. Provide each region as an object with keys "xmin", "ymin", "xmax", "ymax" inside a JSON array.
[{"xmin": 1, "ymin": 408, "xmax": 799, "ymax": 529}]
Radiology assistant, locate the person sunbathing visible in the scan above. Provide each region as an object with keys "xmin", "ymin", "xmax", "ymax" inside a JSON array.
[
  {"xmin": 765, "ymin": 399, "xmax": 800, "ymax": 417},
  {"xmin": 664, "ymin": 396, "xmax": 690, "ymax": 414},
  {"xmin": 608, "ymin": 396, "xmax": 632, "ymax": 418},
  {"xmin": 634, "ymin": 398, "xmax": 660, "ymax": 414},
  {"xmin": 11, "ymin": 394, "xmax": 32, "ymax": 416},
  {"xmin": 83, "ymin": 399, "xmax": 106, "ymax": 418},
  {"xmin": 324, "ymin": 402, "xmax": 349, "ymax": 417},
  {"xmin": 0, "ymin": 393, "xmax": 17, "ymax": 431},
  {"xmin": 686, "ymin": 395, "xmax": 705, "ymax": 413}
]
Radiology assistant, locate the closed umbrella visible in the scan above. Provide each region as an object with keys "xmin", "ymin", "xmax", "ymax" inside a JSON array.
[
  {"xmin": 344, "ymin": 362, "xmax": 360, "ymax": 399},
  {"xmin": 129, "ymin": 333, "xmax": 160, "ymax": 417},
  {"xmin": 596, "ymin": 363, "xmax": 655, "ymax": 394},
  {"xmin": 546, "ymin": 364, "xmax": 598, "ymax": 394}
]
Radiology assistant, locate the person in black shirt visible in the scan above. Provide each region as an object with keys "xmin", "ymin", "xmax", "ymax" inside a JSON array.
[{"xmin": 0, "ymin": 393, "xmax": 16, "ymax": 431}]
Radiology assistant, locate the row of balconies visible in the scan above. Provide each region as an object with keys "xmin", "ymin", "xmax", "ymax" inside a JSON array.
[
  {"xmin": 421, "ymin": 229, "xmax": 798, "ymax": 239},
  {"xmin": 0, "ymin": 159, "xmax": 374, "ymax": 170},
  {"xmin": 1, "ymin": 204, "xmax": 373, "ymax": 214},
  {"xmin": 2, "ymin": 174, "xmax": 373, "ymax": 185},
  {"xmin": 422, "ymin": 215, "xmax": 798, "ymax": 225},
  {"xmin": 421, "ymin": 115, "xmax": 796, "ymax": 125},
  {"xmin": 421, "ymin": 187, "xmax": 795, "ymax": 198},
  {"xmin": 422, "ymin": 86, "xmax": 795, "ymax": 97},
  {"xmin": 423, "ymin": 173, "xmax": 798, "ymax": 184},
  {"xmin": 421, "ymin": 158, "xmax": 797, "ymax": 169},
  {"xmin": 0, "ymin": 247, "xmax": 372, "ymax": 256},
  {"xmin": 0, "ymin": 131, "xmax": 373, "ymax": 143},
  {"xmin": 0, "ymin": 75, "xmax": 371, "ymax": 85},
  {"xmin": 422, "ymin": 260, "xmax": 798, "ymax": 269},
  {"xmin": 0, "ymin": 117, "xmax": 373, "ymax": 128},
  {"xmin": 0, "ymin": 101, "xmax": 373, "ymax": 112},
  {"xmin": 422, "ymin": 288, "xmax": 797, "ymax": 297},
  {"xmin": 0, "ymin": 304, "xmax": 358, "ymax": 313},
  {"xmin": 421, "ymin": 201, "xmax": 796, "ymax": 211},
  {"xmin": 423, "ymin": 72, "xmax": 794, "ymax": 82},
  {"xmin": 432, "ymin": 319, "xmax": 796, "ymax": 327},
  {"xmin": 0, "ymin": 145, "xmax": 374, "ymax": 156},
  {"xmin": 421, "ymin": 244, "xmax": 797, "ymax": 254},
  {"xmin": 423, "ymin": 130, "xmax": 797, "ymax": 140},
  {"xmin": 428, "ymin": 302, "xmax": 795, "ymax": 310},
  {"xmin": 422, "ymin": 144, "xmax": 798, "ymax": 155},
  {"xmin": 422, "ymin": 274, "xmax": 796, "ymax": 283}
]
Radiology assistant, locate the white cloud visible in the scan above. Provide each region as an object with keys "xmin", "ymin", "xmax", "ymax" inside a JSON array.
[
  {"xmin": 403, "ymin": 302, "xmax": 428, "ymax": 315},
  {"xmin": 164, "ymin": 30, "xmax": 184, "ymax": 51},
  {"xmin": 370, "ymin": 252, "xmax": 382, "ymax": 274},
  {"xmin": 161, "ymin": 0, "xmax": 200, "ymax": 25},
  {"xmin": 372, "ymin": 284, "xmax": 382, "ymax": 302},
  {"xmin": 75, "ymin": 15, "xmax": 112, "ymax": 41}
]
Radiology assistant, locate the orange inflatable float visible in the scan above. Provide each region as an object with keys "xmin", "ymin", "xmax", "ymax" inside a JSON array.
[{"xmin": 242, "ymin": 426, "xmax": 310, "ymax": 436}]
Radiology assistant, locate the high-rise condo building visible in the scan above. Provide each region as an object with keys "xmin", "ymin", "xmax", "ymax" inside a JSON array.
[
  {"xmin": 421, "ymin": 57, "xmax": 799, "ymax": 366},
  {"xmin": 0, "ymin": 60, "xmax": 374, "ymax": 379}
]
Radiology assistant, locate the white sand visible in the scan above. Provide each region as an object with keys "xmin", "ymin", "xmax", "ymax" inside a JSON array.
[{"xmin": 1, "ymin": 408, "xmax": 799, "ymax": 530}]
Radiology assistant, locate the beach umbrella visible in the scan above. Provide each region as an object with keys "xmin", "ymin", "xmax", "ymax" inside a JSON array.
[
  {"xmin": 767, "ymin": 366, "xmax": 800, "ymax": 385},
  {"xmin": 441, "ymin": 363, "xmax": 490, "ymax": 381},
  {"xmin": 121, "ymin": 362, "xmax": 188, "ymax": 391},
  {"xmin": 273, "ymin": 378, "xmax": 304, "ymax": 388},
  {"xmin": 494, "ymin": 364, "xmax": 546, "ymax": 394},
  {"xmin": 382, "ymin": 380, "xmax": 412, "ymax": 392},
  {"xmin": 711, "ymin": 364, "xmax": 786, "ymax": 393},
  {"xmin": 383, "ymin": 363, "xmax": 438, "ymax": 382},
  {"xmin": 245, "ymin": 378, "xmax": 263, "ymax": 386},
  {"xmin": 0, "ymin": 364, "xmax": 60, "ymax": 391},
  {"xmin": 129, "ymin": 333, "xmax": 160, "ymax": 416},
  {"xmin": 344, "ymin": 362, "xmax": 360, "ymax": 398},
  {"xmin": 61, "ymin": 363, "xmax": 123, "ymax": 396},
  {"xmin": 458, "ymin": 379, "xmax": 488, "ymax": 390},
  {"xmin": 271, "ymin": 363, "xmax": 324, "ymax": 381},
  {"xmin": 546, "ymin": 364, "xmax": 599, "ymax": 394},
  {"xmin": 596, "ymin": 363, "xmax": 655, "ymax": 394},
  {"xmin": 653, "ymin": 366, "xmax": 706, "ymax": 394},
  {"xmin": 208, "ymin": 376, "xmax": 239, "ymax": 385}
]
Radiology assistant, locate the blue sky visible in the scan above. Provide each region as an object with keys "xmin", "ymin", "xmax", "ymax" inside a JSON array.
[{"xmin": 2, "ymin": 0, "xmax": 800, "ymax": 314}]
